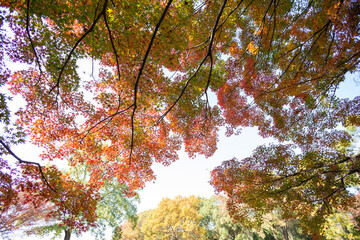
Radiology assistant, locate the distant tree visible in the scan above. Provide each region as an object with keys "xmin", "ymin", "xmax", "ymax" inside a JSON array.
[
  {"xmin": 27, "ymin": 163, "xmax": 138, "ymax": 240},
  {"xmin": 117, "ymin": 195, "xmax": 314, "ymax": 240},
  {"xmin": 141, "ymin": 196, "xmax": 207, "ymax": 239},
  {"xmin": 118, "ymin": 210, "xmax": 153, "ymax": 240},
  {"xmin": 200, "ymin": 196, "xmax": 252, "ymax": 240},
  {"xmin": 0, "ymin": 158, "xmax": 52, "ymax": 239},
  {"xmin": 200, "ymin": 196, "xmax": 311, "ymax": 240},
  {"xmin": 350, "ymin": 192, "xmax": 360, "ymax": 232},
  {"xmin": 91, "ymin": 178, "xmax": 138, "ymax": 240},
  {"xmin": 322, "ymin": 210, "xmax": 360, "ymax": 240},
  {"xmin": 320, "ymin": 192, "xmax": 360, "ymax": 239},
  {"xmin": 259, "ymin": 211, "xmax": 312, "ymax": 240}
]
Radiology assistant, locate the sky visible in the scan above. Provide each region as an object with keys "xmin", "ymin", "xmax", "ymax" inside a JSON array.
[
  {"xmin": 136, "ymin": 126, "xmax": 274, "ymax": 213},
  {"xmin": 4, "ymin": 68, "xmax": 360, "ymax": 240}
]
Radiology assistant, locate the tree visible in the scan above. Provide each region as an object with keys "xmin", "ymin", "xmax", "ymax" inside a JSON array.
[
  {"xmin": 26, "ymin": 163, "xmax": 138, "ymax": 240},
  {"xmin": 210, "ymin": 129, "xmax": 360, "ymax": 235},
  {"xmin": 117, "ymin": 210, "xmax": 152, "ymax": 240},
  {"xmin": 322, "ymin": 210, "xmax": 360, "ymax": 240},
  {"xmin": 1, "ymin": 0, "xmax": 359, "ymax": 235},
  {"xmin": 141, "ymin": 196, "xmax": 207, "ymax": 239},
  {"xmin": 0, "ymin": 158, "xmax": 51, "ymax": 239},
  {"xmin": 118, "ymin": 195, "xmax": 312, "ymax": 240},
  {"xmin": 93, "ymin": 180, "xmax": 138, "ymax": 240},
  {"xmin": 321, "ymin": 192, "xmax": 360, "ymax": 239},
  {"xmin": 200, "ymin": 195, "xmax": 251, "ymax": 240},
  {"xmin": 200, "ymin": 196, "xmax": 311, "ymax": 240},
  {"xmin": 350, "ymin": 192, "xmax": 360, "ymax": 233},
  {"xmin": 259, "ymin": 210, "xmax": 312, "ymax": 240},
  {"xmin": 20, "ymin": 164, "xmax": 101, "ymax": 240},
  {"xmin": 0, "ymin": 157, "xmax": 97, "ymax": 240}
]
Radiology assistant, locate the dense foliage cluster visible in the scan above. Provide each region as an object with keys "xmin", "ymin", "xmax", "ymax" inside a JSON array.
[
  {"xmin": 0, "ymin": 0, "xmax": 359, "ymax": 238},
  {"xmin": 117, "ymin": 195, "xmax": 360, "ymax": 239}
]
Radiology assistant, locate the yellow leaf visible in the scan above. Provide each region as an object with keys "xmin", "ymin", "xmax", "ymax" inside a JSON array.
[{"xmin": 248, "ymin": 41, "xmax": 259, "ymax": 55}]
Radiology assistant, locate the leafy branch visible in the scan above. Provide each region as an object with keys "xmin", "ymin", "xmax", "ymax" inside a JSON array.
[
  {"xmin": 49, "ymin": 0, "xmax": 109, "ymax": 94},
  {"xmin": 128, "ymin": 0, "xmax": 174, "ymax": 164},
  {"xmin": 0, "ymin": 139, "xmax": 56, "ymax": 193}
]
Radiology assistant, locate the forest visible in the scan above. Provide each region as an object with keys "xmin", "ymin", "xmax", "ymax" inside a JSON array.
[{"xmin": 0, "ymin": 0, "xmax": 359, "ymax": 239}]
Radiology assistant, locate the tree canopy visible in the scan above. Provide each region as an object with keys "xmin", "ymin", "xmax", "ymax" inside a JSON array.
[
  {"xmin": 141, "ymin": 196, "xmax": 206, "ymax": 239},
  {"xmin": 117, "ymin": 195, "xmax": 330, "ymax": 239},
  {"xmin": 0, "ymin": 0, "xmax": 359, "ymax": 237}
]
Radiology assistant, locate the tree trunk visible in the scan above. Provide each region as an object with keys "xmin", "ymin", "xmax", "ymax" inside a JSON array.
[{"xmin": 64, "ymin": 229, "xmax": 71, "ymax": 240}]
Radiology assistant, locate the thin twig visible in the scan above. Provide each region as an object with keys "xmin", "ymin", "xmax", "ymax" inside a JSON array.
[
  {"xmin": 81, "ymin": 103, "xmax": 134, "ymax": 141},
  {"xmin": 26, "ymin": 0, "xmax": 46, "ymax": 81}
]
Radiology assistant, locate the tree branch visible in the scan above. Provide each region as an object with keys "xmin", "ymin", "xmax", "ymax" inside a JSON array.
[
  {"xmin": 26, "ymin": 0, "xmax": 45, "ymax": 81},
  {"xmin": 103, "ymin": 11, "xmax": 122, "ymax": 84},
  {"xmin": 81, "ymin": 103, "xmax": 134, "ymax": 142},
  {"xmin": 155, "ymin": 0, "xmax": 228, "ymax": 126},
  {"xmin": 0, "ymin": 139, "xmax": 56, "ymax": 193},
  {"xmin": 49, "ymin": 0, "xmax": 109, "ymax": 94},
  {"xmin": 129, "ymin": 0, "xmax": 174, "ymax": 164}
]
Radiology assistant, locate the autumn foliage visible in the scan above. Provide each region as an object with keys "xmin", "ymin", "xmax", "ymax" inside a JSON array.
[
  {"xmin": 117, "ymin": 196, "xmax": 320, "ymax": 239},
  {"xmin": 0, "ymin": 157, "xmax": 100, "ymax": 237},
  {"xmin": 0, "ymin": 0, "xmax": 359, "ymax": 236}
]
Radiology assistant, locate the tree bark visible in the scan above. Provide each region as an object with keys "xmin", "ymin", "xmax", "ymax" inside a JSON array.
[{"xmin": 64, "ymin": 229, "xmax": 71, "ymax": 240}]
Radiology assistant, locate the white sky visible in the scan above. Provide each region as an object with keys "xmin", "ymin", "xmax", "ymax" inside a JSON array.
[
  {"xmin": 136, "ymin": 126, "xmax": 274, "ymax": 213},
  {"xmin": 5, "ymin": 71, "xmax": 360, "ymax": 239}
]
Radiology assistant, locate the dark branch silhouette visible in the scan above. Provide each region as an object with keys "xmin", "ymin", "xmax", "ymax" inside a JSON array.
[
  {"xmin": 129, "ymin": 0, "xmax": 174, "ymax": 164},
  {"xmin": 49, "ymin": 0, "xmax": 109, "ymax": 94},
  {"xmin": 0, "ymin": 139, "xmax": 56, "ymax": 193}
]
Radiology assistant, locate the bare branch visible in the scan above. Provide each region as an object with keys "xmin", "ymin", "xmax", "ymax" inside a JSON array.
[
  {"xmin": 248, "ymin": 154, "xmax": 360, "ymax": 203},
  {"xmin": 155, "ymin": 57, "xmax": 208, "ymax": 126},
  {"xmin": 266, "ymin": 154, "xmax": 360, "ymax": 185},
  {"xmin": 186, "ymin": 37, "xmax": 210, "ymax": 50},
  {"xmin": 81, "ymin": 103, "xmax": 134, "ymax": 141},
  {"xmin": 280, "ymin": 0, "xmax": 314, "ymax": 36},
  {"xmin": 268, "ymin": 0, "xmax": 278, "ymax": 51},
  {"xmin": 310, "ymin": 187, "xmax": 345, "ymax": 204},
  {"xmin": 215, "ymin": 0, "xmax": 245, "ymax": 32}
]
